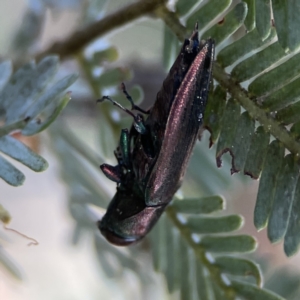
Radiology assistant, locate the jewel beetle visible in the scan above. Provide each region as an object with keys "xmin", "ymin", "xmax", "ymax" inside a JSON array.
[{"xmin": 97, "ymin": 24, "xmax": 215, "ymax": 246}]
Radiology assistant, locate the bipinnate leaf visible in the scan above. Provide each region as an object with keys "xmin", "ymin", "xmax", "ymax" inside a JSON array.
[{"xmin": 149, "ymin": 196, "xmax": 270, "ymax": 299}]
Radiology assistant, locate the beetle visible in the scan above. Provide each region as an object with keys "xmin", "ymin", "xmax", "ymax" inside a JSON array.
[{"xmin": 97, "ymin": 23, "xmax": 215, "ymax": 246}]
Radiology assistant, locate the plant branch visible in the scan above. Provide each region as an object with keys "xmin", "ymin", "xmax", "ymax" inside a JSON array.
[{"xmin": 35, "ymin": 0, "xmax": 167, "ymax": 61}]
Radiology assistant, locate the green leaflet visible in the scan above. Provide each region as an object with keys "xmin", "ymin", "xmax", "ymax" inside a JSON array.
[
  {"xmin": 256, "ymin": 0, "xmax": 272, "ymax": 40},
  {"xmin": 186, "ymin": 0, "xmax": 232, "ymax": 31},
  {"xmin": 268, "ymin": 154, "xmax": 300, "ymax": 243},
  {"xmin": 172, "ymin": 196, "xmax": 224, "ymax": 214},
  {"xmin": 0, "ymin": 57, "xmax": 77, "ymax": 186},
  {"xmin": 254, "ymin": 141, "xmax": 285, "ymax": 230},
  {"xmin": 202, "ymin": 2, "xmax": 247, "ymax": 45}
]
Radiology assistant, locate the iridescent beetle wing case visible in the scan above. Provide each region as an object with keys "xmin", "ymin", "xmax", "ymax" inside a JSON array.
[{"xmin": 98, "ymin": 24, "xmax": 215, "ymax": 246}]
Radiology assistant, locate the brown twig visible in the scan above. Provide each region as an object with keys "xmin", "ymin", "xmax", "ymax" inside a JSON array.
[{"xmin": 35, "ymin": 0, "xmax": 167, "ymax": 61}]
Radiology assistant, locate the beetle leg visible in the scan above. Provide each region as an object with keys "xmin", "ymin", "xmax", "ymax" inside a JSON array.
[
  {"xmin": 100, "ymin": 164, "xmax": 122, "ymax": 183},
  {"xmin": 97, "ymin": 96, "xmax": 147, "ymax": 135},
  {"xmin": 133, "ymin": 114, "xmax": 147, "ymax": 134},
  {"xmin": 114, "ymin": 146, "xmax": 123, "ymax": 165},
  {"xmin": 101, "ymin": 129, "xmax": 132, "ymax": 182},
  {"xmin": 121, "ymin": 83, "xmax": 149, "ymax": 114},
  {"xmin": 120, "ymin": 129, "xmax": 130, "ymax": 168}
]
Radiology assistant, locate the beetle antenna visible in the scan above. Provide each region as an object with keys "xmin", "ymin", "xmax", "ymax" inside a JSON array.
[
  {"xmin": 97, "ymin": 96, "xmax": 147, "ymax": 134},
  {"xmin": 97, "ymin": 96, "xmax": 137, "ymax": 119},
  {"xmin": 121, "ymin": 83, "xmax": 149, "ymax": 114}
]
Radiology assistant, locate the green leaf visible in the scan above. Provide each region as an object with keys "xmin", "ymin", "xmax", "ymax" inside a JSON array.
[
  {"xmin": 153, "ymin": 215, "xmax": 168, "ymax": 272},
  {"xmin": 217, "ymin": 28, "xmax": 277, "ymax": 68},
  {"xmin": 199, "ymin": 235, "xmax": 257, "ymax": 253},
  {"xmin": 0, "ymin": 61, "xmax": 12, "ymax": 91},
  {"xmin": 276, "ymin": 101, "xmax": 300, "ymax": 125},
  {"xmin": 244, "ymin": 126, "xmax": 270, "ymax": 179},
  {"xmin": 186, "ymin": 0, "xmax": 232, "ymax": 31},
  {"xmin": 165, "ymin": 225, "xmax": 180, "ymax": 292},
  {"xmin": 176, "ymin": 0, "xmax": 201, "ymax": 16},
  {"xmin": 22, "ymin": 92, "xmax": 72, "ymax": 135},
  {"xmin": 244, "ymin": 0, "xmax": 255, "ymax": 31},
  {"xmin": 262, "ymin": 76, "xmax": 300, "ymax": 112},
  {"xmin": 272, "ymin": 0, "xmax": 300, "ymax": 52},
  {"xmin": 93, "ymin": 47, "xmax": 119, "ymax": 63},
  {"xmin": 256, "ymin": 0, "xmax": 272, "ymax": 40},
  {"xmin": 172, "ymin": 196, "xmax": 224, "ymax": 214},
  {"xmin": 202, "ymin": 2, "xmax": 247, "ymax": 46},
  {"xmin": 232, "ymin": 41, "xmax": 286, "ymax": 83},
  {"xmin": 216, "ymin": 98, "xmax": 240, "ymax": 167},
  {"xmin": 284, "ymin": 176, "xmax": 300, "ymax": 256},
  {"xmin": 196, "ymin": 260, "xmax": 214, "ymax": 299},
  {"xmin": 0, "ymin": 136, "xmax": 48, "ymax": 172},
  {"xmin": 0, "ymin": 156, "xmax": 25, "ymax": 186},
  {"xmin": 254, "ymin": 141, "xmax": 285, "ymax": 230},
  {"xmin": 214, "ymin": 256, "xmax": 262, "ymax": 286},
  {"xmin": 249, "ymin": 51, "xmax": 300, "ymax": 96},
  {"xmin": 0, "ymin": 56, "xmax": 76, "ymax": 185},
  {"xmin": 50, "ymin": 133, "xmax": 107, "ymax": 207},
  {"xmin": 204, "ymin": 85, "xmax": 227, "ymax": 146},
  {"xmin": 268, "ymin": 154, "xmax": 300, "ymax": 243},
  {"xmin": 187, "ymin": 143, "xmax": 232, "ymax": 195},
  {"xmin": 1, "ymin": 56, "xmax": 59, "ymax": 123},
  {"xmin": 231, "ymin": 112, "xmax": 255, "ymax": 173},
  {"xmin": 186, "ymin": 215, "xmax": 243, "ymax": 233},
  {"xmin": 179, "ymin": 239, "xmax": 196, "ymax": 300},
  {"xmin": 24, "ymin": 74, "xmax": 77, "ymax": 121},
  {"xmin": 232, "ymin": 280, "xmax": 285, "ymax": 300}
]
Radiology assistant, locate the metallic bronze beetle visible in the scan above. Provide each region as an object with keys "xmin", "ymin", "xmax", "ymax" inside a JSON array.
[{"xmin": 98, "ymin": 24, "xmax": 215, "ymax": 246}]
